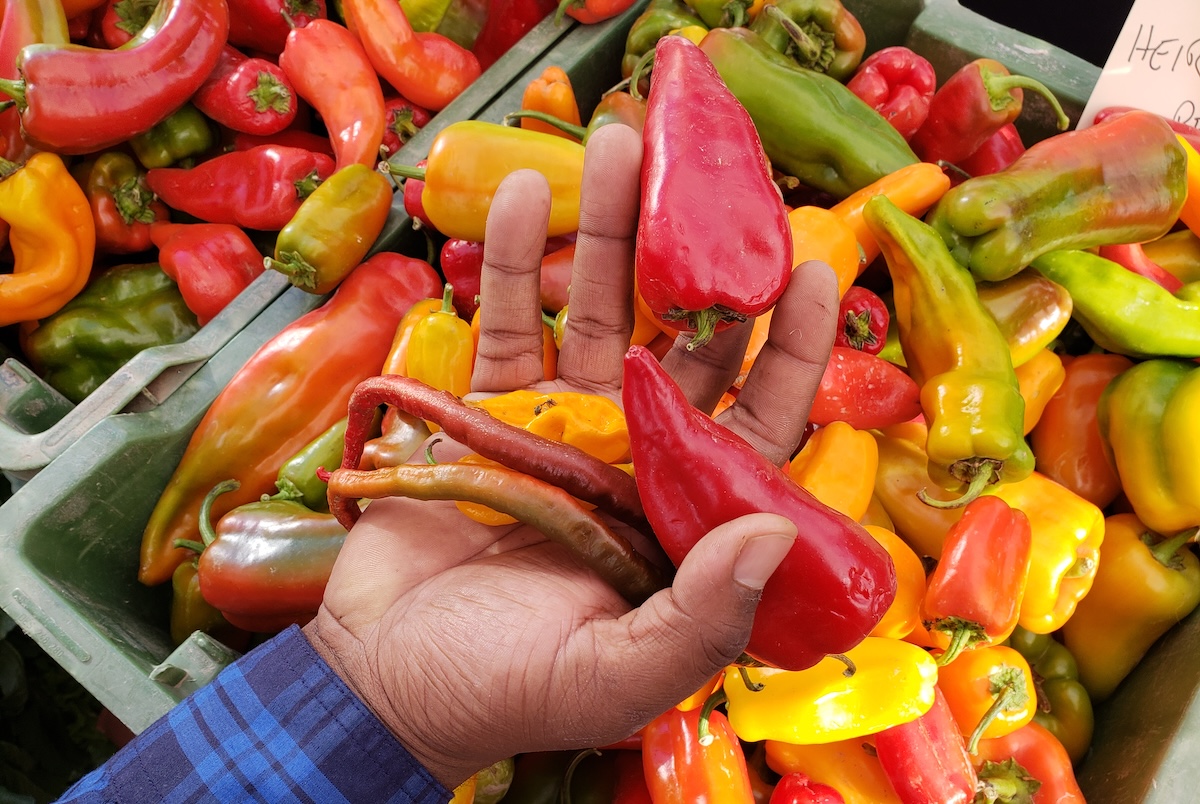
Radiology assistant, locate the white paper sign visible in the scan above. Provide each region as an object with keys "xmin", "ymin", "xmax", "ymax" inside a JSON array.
[{"xmin": 1078, "ymin": 0, "xmax": 1200, "ymax": 129}]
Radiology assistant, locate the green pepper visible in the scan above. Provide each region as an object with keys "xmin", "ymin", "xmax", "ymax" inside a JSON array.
[
  {"xmin": 400, "ymin": 0, "xmax": 454, "ymax": 32},
  {"xmin": 1031, "ymin": 250, "xmax": 1200, "ymax": 359},
  {"xmin": 748, "ymin": 0, "xmax": 866, "ymax": 80},
  {"xmin": 272, "ymin": 416, "xmax": 348, "ymax": 512},
  {"xmin": 864, "ymin": 195, "xmax": 1033, "ymax": 505},
  {"xmin": 621, "ymin": 0, "xmax": 707, "ymax": 78},
  {"xmin": 129, "ymin": 103, "xmax": 215, "ymax": 170},
  {"xmin": 686, "ymin": 0, "xmax": 753, "ymax": 29},
  {"xmin": 169, "ymin": 560, "xmax": 246, "ymax": 648},
  {"xmin": 1008, "ymin": 626, "xmax": 1094, "ymax": 766},
  {"xmin": 699, "ymin": 26, "xmax": 917, "ymax": 199},
  {"xmin": 23, "ymin": 263, "xmax": 200, "ymax": 403}
]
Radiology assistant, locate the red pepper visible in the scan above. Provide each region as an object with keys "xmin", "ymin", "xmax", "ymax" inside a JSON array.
[
  {"xmin": 98, "ymin": 0, "xmax": 157, "ymax": 48},
  {"xmin": 279, "ymin": 18, "xmax": 385, "ymax": 169},
  {"xmin": 809, "ymin": 346, "xmax": 922, "ymax": 430},
  {"xmin": 228, "ymin": 0, "xmax": 326, "ymax": 55},
  {"xmin": 402, "ymin": 158, "xmax": 434, "ymax": 228},
  {"xmin": 471, "ymin": 0, "xmax": 558, "ymax": 70},
  {"xmin": 67, "ymin": 9, "xmax": 94, "ymax": 42},
  {"xmin": 380, "ymin": 95, "xmax": 433, "ymax": 158},
  {"xmin": 1096, "ymin": 243, "xmax": 1184, "ymax": 293},
  {"xmin": 770, "ymin": 773, "xmax": 846, "ymax": 804},
  {"xmin": 623, "ymin": 345, "xmax": 896, "ymax": 670},
  {"xmin": 439, "ymin": 239, "xmax": 485, "ymax": 320},
  {"xmin": 845, "ymin": 46, "xmax": 936, "ymax": 141},
  {"xmin": 642, "ymin": 706, "xmax": 755, "ymax": 803},
  {"xmin": 834, "ymin": 285, "xmax": 889, "ymax": 355},
  {"xmin": 343, "ymin": 0, "xmax": 481, "ymax": 112},
  {"xmin": 151, "ymin": 222, "xmax": 265, "ymax": 326},
  {"xmin": 613, "ymin": 750, "xmax": 653, "ymax": 804},
  {"xmin": 193, "ymin": 45, "xmax": 298, "ymax": 136},
  {"xmin": 557, "ymin": 0, "xmax": 637, "ymax": 25},
  {"xmin": 1093, "ymin": 105, "xmax": 1200, "ymax": 153},
  {"xmin": 637, "ymin": 36, "xmax": 792, "ymax": 350},
  {"xmin": 956, "ymin": 123, "xmax": 1025, "ymax": 181},
  {"xmin": 0, "ymin": 0, "xmax": 228, "ymax": 155},
  {"xmin": 1, "ymin": 0, "xmax": 68, "ymax": 165},
  {"xmin": 146, "ymin": 145, "xmax": 335, "ymax": 232},
  {"xmin": 875, "ymin": 688, "xmax": 978, "ymax": 804},
  {"xmin": 921, "ymin": 496, "xmax": 1032, "ymax": 666},
  {"xmin": 974, "ymin": 721, "xmax": 1085, "ymax": 804},
  {"xmin": 230, "ymin": 128, "xmax": 336, "ymax": 158},
  {"xmin": 909, "ymin": 58, "xmax": 1070, "ymax": 167},
  {"xmin": 77, "ymin": 151, "xmax": 168, "ymax": 255}
]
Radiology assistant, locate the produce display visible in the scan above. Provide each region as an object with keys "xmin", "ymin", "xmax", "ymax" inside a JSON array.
[{"xmin": 2, "ymin": 0, "xmax": 1200, "ymax": 802}]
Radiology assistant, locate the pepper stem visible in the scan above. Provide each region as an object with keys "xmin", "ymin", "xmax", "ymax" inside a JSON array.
[
  {"xmin": 0, "ymin": 157, "xmax": 18, "ymax": 181},
  {"xmin": 1150, "ymin": 526, "xmax": 1200, "ymax": 568},
  {"xmin": 264, "ymin": 252, "xmax": 319, "ymax": 291},
  {"xmin": 542, "ymin": 312, "xmax": 558, "ymax": 329},
  {"xmin": 918, "ymin": 460, "xmax": 998, "ymax": 509},
  {"xmin": 696, "ymin": 688, "xmax": 729, "ymax": 746},
  {"xmin": 980, "ymin": 66, "xmax": 1071, "ymax": 131},
  {"xmin": 629, "ymin": 51, "xmax": 655, "ymax": 101},
  {"xmin": 554, "ymin": 0, "xmax": 582, "ymax": 25},
  {"xmin": 721, "ymin": 0, "xmax": 750, "ymax": 28},
  {"xmin": 379, "ymin": 161, "xmax": 427, "ymax": 181},
  {"xmin": 764, "ymin": 5, "xmax": 823, "ymax": 67},
  {"xmin": 114, "ymin": 177, "xmax": 158, "ymax": 225},
  {"xmin": 559, "ymin": 748, "xmax": 600, "ymax": 804},
  {"xmin": 502, "ymin": 110, "xmax": 587, "ymax": 141},
  {"xmin": 932, "ymin": 617, "xmax": 986, "ymax": 666},
  {"xmin": 737, "ymin": 666, "xmax": 764, "ymax": 691},
  {"xmin": 829, "ymin": 653, "xmax": 857, "ymax": 677},
  {"xmin": 198, "ymin": 479, "xmax": 240, "ymax": 549},
  {"xmin": 265, "ymin": 478, "xmax": 305, "ymax": 502},
  {"xmin": 0, "ymin": 77, "xmax": 26, "ymax": 110},
  {"xmin": 685, "ymin": 308, "xmax": 721, "ymax": 351},
  {"xmin": 439, "ymin": 282, "xmax": 455, "ymax": 314},
  {"xmin": 975, "ymin": 758, "xmax": 1043, "ymax": 804},
  {"xmin": 0, "ymin": 101, "xmax": 12, "ymax": 114},
  {"xmin": 173, "ymin": 538, "xmax": 207, "ymax": 554},
  {"xmin": 843, "ymin": 309, "xmax": 878, "ymax": 351},
  {"xmin": 293, "ymin": 168, "xmax": 322, "ymax": 200},
  {"xmin": 249, "ymin": 71, "xmax": 293, "ymax": 115},
  {"xmin": 967, "ymin": 665, "xmax": 1030, "ymax": 754}
]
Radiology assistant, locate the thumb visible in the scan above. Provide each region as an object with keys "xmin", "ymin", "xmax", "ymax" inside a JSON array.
[{"xmin": 581, "ymin": 513, "xmax": 797, "ymax": 729}]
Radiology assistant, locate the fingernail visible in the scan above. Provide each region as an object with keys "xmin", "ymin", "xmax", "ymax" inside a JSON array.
[{"xmin": 733, "ymin": 531, "xmax": 796, "ymax": 590}]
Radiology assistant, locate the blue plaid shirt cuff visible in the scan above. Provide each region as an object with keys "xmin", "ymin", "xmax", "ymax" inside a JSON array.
[{"xmin": 59, "ymin": 625, "xmax": 450, "ymax": 803}]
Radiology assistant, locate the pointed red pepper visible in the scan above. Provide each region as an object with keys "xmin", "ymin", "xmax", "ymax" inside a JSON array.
[
  {"xmin": 622, "ymin": 345, "xmax": 896, "ymax": 670},
  {"xmin": 151, "ymin": 222, "xmax": 266, "ymax": 326},
  {"xmin": 636, "ymin": 36, "xmax": 792, "ymax": 350},
  {"xmin": 875, "ymin": 687, "xmax": 978, "ymax": 804},
  {"xmin": 193, "ymin": 45, "xmax": 298, "ymax": 136}
]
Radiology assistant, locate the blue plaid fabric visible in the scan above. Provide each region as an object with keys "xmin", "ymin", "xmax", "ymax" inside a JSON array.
[{"xmin": 59, "ymin": 626, "xmax": 450, "ymax": 803}]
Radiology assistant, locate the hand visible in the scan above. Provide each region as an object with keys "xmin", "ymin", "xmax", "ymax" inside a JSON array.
[{"xmin": 303, "ymin": 123, "xmax": 840, "ymax": 788}]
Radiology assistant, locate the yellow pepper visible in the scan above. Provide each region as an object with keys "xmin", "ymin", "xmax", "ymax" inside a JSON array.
[
  {"xmin": 669, "ymin": 24, "xmax": 709, "ymax": 45},
  {"xmin": 0, "ymin": 152, "xmax": 95, "ymax": 325},
  {"xmin": 723, "ymin": 638, "xmax": 938, "ymax": 744},
  {"xmin": 1177, "ymin": 134, "xmax": 1200, "ymax": 236},
  {"xmin": 765, "ymin": 738, "xmax": 901, "ymax": 804},
  {"xmin": 1015, "ymin": 348, "xmax": 1066, "ymax": 434},
  {"xmin": 519, "ymin": 66, "xmax": 582, "ymax": 141},
  {"xmin": 788, "ymin": 421, "xmax": 877, "ymax": 521},
  {"xmin": 788, "ymin": 205, "xmax": 862, "ymax": 298},
  {"xmin": 865, "ymin": 525, "xmax": 925, "ymax": 640},
  {"xmin": 382, "ymin": 297, "xmax": 442, "ymax": 376},
  {"xmin": 676, "ymin": 672, "xmax": 723, "ymax": 711},
  {"xmin": 830, "ymin": 161, "xmax": 951, "ymax": 268},
  {"xmin": 406, "ymin": 283, "xmax": 474, "ymax": 397},
  {"xmin": 859, "ymin": 495, "xmax": 895, "ymax": 530},
  {"xmin": 449, "ymin": 775, "xmax": 476, "ymax": 803},
  {"xmin": 1141, "ymin": 229, "xmax": 1200, "ymax": 284}
]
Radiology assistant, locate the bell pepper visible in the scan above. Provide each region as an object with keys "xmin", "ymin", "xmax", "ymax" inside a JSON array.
[
  {"xmin": 228, "ymin": 0, "xmax": 326, "ymax": 55},
  {"xmin": 643, "ymin": 706, "xmax": 755, "ymax": 803},
  {"xmin": 138, "ymin": 252, "xmax": 441, "ymax": 586},
  {"xmin": 724, "ymin": 638, "xmax": 938, "ymax": 744},
  {"xmin": 788, "ymin": 421, "xmax": 877, "ymax": 522},
  {"xmin": 937, "ymin": 645, "xmax": 1036, "ymax": 754},
  {"xmin": 789, "ymin": 206, "xmax": 862, "ymax": 299},
  {"xmin": 635, "ymin": 36, "xmax": 791, "ymax": 349},
  {"xmin": 866, "ymin": 195, "xmax": 1033, "ymax": 506},
  {"xmin": 76, "ymin": 151, "xmax": 168, "ymax": 255},
  {"xmin": 518, "ymin": 66, "xmax": 582, "ymax": 141},
  {"xmin": 264, "ymin": 164, "xmax": 394, "ymax": 294},
  {"xmin": 180, "ymin": 480, "xmax": 347, "ymax": 633},
  {"xmin": 0, "ymin": 0, "xmax": 228, "ymax": 154},
  {"xmin": 909, "ymin": 58, "xmax": 1068, "ymax": 167},
  {"xmin": 0, "ymin": 152, "xmax": 95, "ymax": 326},
  {"xmin": 98, "ymin": 0, "xmax": 158, "ymax": 48},
  {"xmin": 471, "ymin": 0, "xmax": 558, "ymax": 70},
  {"xmin": 874, "ymin": 688, "xmax": 978, "ymax": 804},
  {"xmin": 621, "ymin": 0, "xmax": 706, "ymax": 78},
  {"xmin": 766, "ymin": 739, "xmax": 899, "ymax": 804},
  {"xmin": 385, "ymin": 121, "xmax": 585, "ymax": 243},
  {"xmin": 280, "ymin": 18, "xmax": 385, "ymax": 169},
  {"xmin": 150, "ymin": 222, "xmax": 265, "ymax": 326},
  {"xmin": 1014, "ymin": 349, "xmax": 1065, "ymax": 435},
  {"xmin": 1030, "ymin": 352, "xmax": 1131, "ymax": 510},
  {"xmin": 128, "ymin": 103, "xmax": 215, "ymax": 170},
  {"xmin": 406, "ymin": 284, "xmax": 475, "ymax": 398},
  {"xmin": 623, "ymin": 345, "xmax": 897, "ymax": 670},
  {"xmin": 973, "ymin": 722, "xmax": 1085, "ymax": 804},
  {"xmin": 381, "ymin": 95, "xmax": 433, "ymax": 158},
  {"xmin": 169, "ymin": 560, "xmax": 246, "ymax": 648},
  {"xmin": 699, "ymin": 27, "xmax": 917, "ymax": 200},
  {"xmin": 974, "ymin": 269, "xmax": 1072, "ymax": 370},
  {"xmin": 870, "ymin": 426, "xmax": 965, "ymax": 559},
  {"xmin": 957, "ymin": 122, "xmax": 1025, "ymax": 179},
  {"xmin": 342, "ymin": 0, "xmax": 480, "ymax": 113},
  {"xmin": 1032, "ymin": 249, "xmax": 1200, "ymax": 359},
  {"xmin": 922, "ymin": 497, "xmax": 1032, "ymax": 666},
  {"xmin": 558, "ymin": 0, "xmax": 638, "ymax": 25},
  {"xmin": 22, "ymin": 263, "xmax": 199, "ymax": 403},
  {"xmin": 865, "ymin": 525, "xmax": 925, "ymax": 641},
  {"xmin": 1141, "ymin": 229, "xmax": 1200, "ymax": 285},
  {"xmin": 930, "ymin": 111, "xmax": 1189, "ymax": 283},
  {"xmin": 193, "ymin": 45, "xmax": 297, "ymax": 137},
  {"xmin": 748, "ymin": 0, "xmax": 865, "ymax": 81},
  {"xmin": 1097, "ymin": 242, "xmax": 1183, "ymax": 293},
  {"xmin": 1061, "ymin": 512, "xmax": 1200, "ymax": 702},
  {"xmin": 845, "ymin": 46, "xmax": 936, "ymax": 141},
  {"xmin": 0, "ymin": 0, "xmax": 68, "ymax": 162},
  {"xmin": 771, "ymin": 773, "xmax": 845, "ymax": 804},
  {"xmin": 833, "ymin": 286, "xmax": 888, "ymax": 354},
  {"xmin": 271, "ymin": 417, "xmax": 348, "ymax": 512},
  {"xmin": 1098, "ymin": 359, "xmax": 1200, "ymax": 533},
  {"xmin": 1007, "ymin": 627, "xmax": 1094, "ymax": 765}
]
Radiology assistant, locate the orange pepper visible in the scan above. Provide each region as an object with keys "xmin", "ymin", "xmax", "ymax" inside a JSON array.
[
  {"xmin": 765, "ymin": 738, "xmax": 901, "ymax": 804},
  {"xmin": 865, "ymin": 525, "xmax": 925, "ymax": 640},
  {"xmin": 937, "ymin": 645, "xmax": 1036, "ymax": 754},
  {"xmin": 1177, "ymin": 134, "xmax": 1200, "ymax": 236},
  {"xmin": 787, "ymin": 205, "xmax": 861, "ymax": 298},
  {"xmin": 788, "ymin": 421, "xmax": 878, "ymax": 521},
  {"xmin": 1014, "ymin": 348, "xmax": 1065, "ymax": 434},
  {"xmin": 831, "ymin": 162, "xmax": 951, "ymax": 269},
  {"xmin": 383, "ymin": 297, "xmax": 442, "ymax": 375},
  {"xmin": 676, "ymin": 672, "xmax": 723, "ymax": 711},
  {"xmin": 407, "ymin": 283, "xmax": 474, "ymax": 399},
  {"xmin": 519, "ymin": 66, "xmax": 582, "ymax": 141}
]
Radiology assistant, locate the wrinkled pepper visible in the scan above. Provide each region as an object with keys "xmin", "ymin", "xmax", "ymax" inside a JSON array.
[
  {"xmin": 636, "ymin": 36, "xmax": 792, "ymax": 349},
  {"xmin": 724, "ymin": 637, "xmax": 938, "ymax": 744},
  {"xmin": 1007, "ymin": 627, "xmax": 1094, "ymax": 766},
  {"xmin": 866, "ymin": 525, "xmax": 925, "ymax": 641},
  {"xmin": 227, "ymin": 0, "xmax": 326, "ymax": 55},
  {"xmin": 621, "ymin": 0, "xmax": 706, "ymax": 78},
  {"xmin": 1098, "ymin": 359, "xmax": 1200, "ymax": 534},
  {"xmin": 1014, "ymin": 348, "xmax": 1065, "ymax": 435},
  {"xmin": 788, "ymin": 421, "xmax": 877, "ymax": 522},
  {"xmin": 623, "ymin": 345, "xmax": 897, "ymax": 670},
  {"xmin": 193, "ymin": 45, "xmax": 297, "ymax": 137},
  {"xmin": 129, "ymin": 103, "xmax": 214, "ymax": 170},
  {"xmin": 748, "ymin": 0, "xmax": 866, "ymax": 81},
  {"xmin": 384, "ymin": 120, "xmax": 584, "ymax": 243},
  {"xmin": 874, "ymin": 687, "xmax": 978, "ymax": 804},
  {"xmin": 1061, "ymin": 513, "xmax": 1200, "ymax": 702},
  {"xmin": 518, "ymin": 66, "xmax": 582, "ymax": 140},
  {"xmin": 829, "ymin": 161, "xmax": 950, "ymax": 269},
  {"xmin": 973, "ymin": 722, "xmax": 1085, "ymax": 804},
  {"xmin": 975, "ymin": 269, "xmax": 1073, "ymax": 370},
  {"xmin": 866, "ymin": 195, "xmax": 1033, "ymax": 505},
  {"xmin": 405, "ymin": 284, "xmax": 474, "ymax": 398},
  {"xmin": 265, "ymin": 164, "xmax": 394, "ymax": 294},
  {"xmin": 766, "ymin": 739, "xmax": 899, "ymax": 804},
  {"xmin": 150, "ymin": 222, "xmax": 265, "ymax": 326},
  {"xmin": 1030, "ymin": 352, "xmax": 1131, "ymax": 511},
  {"xmin": 0, "ymin": 0, "xmax": 228, "ymax": 154},
  {"xmin": 471, "ymin": 390, "xmax": 630, "ymax": 464},
  {"xmin": 937, "ymin": 645, "xmax": 1036, "ymax": 754},
  {"xmin": 700, "ymin": 26, "xmax": 917, "ymax": 199},
  {"xmin": 23, "ymin": 263, "xmax": 199, "ymax": 403},
  {"xmin": 76, "ymin": 151, "xmax": 167, "ymax": 255},
  {"xmin": 0, "ymin": 153, "xmax": 95, "ymax": 326},
  {"xmin": 845, "ymin": 46, "xmax": 936, "ymax": 141},
  {"xmin": 929, "ymin": 111, "xmax": 1188, "ymax": 283},
  {"xmin": 0, "ymin": 0, "xmax": 68, "ymax": 162},
  {"xmin": 138, "ymin": 252, "xmax": 441, "ymax": 585},
  {"xmin": 643, "ymin": 706, "xmax": 754, "ymax": 803}
]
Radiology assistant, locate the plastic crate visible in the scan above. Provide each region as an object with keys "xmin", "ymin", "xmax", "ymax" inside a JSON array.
[{"xmin": 0, "ymin": 11, "xmax": 581, "ymax": 480}]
